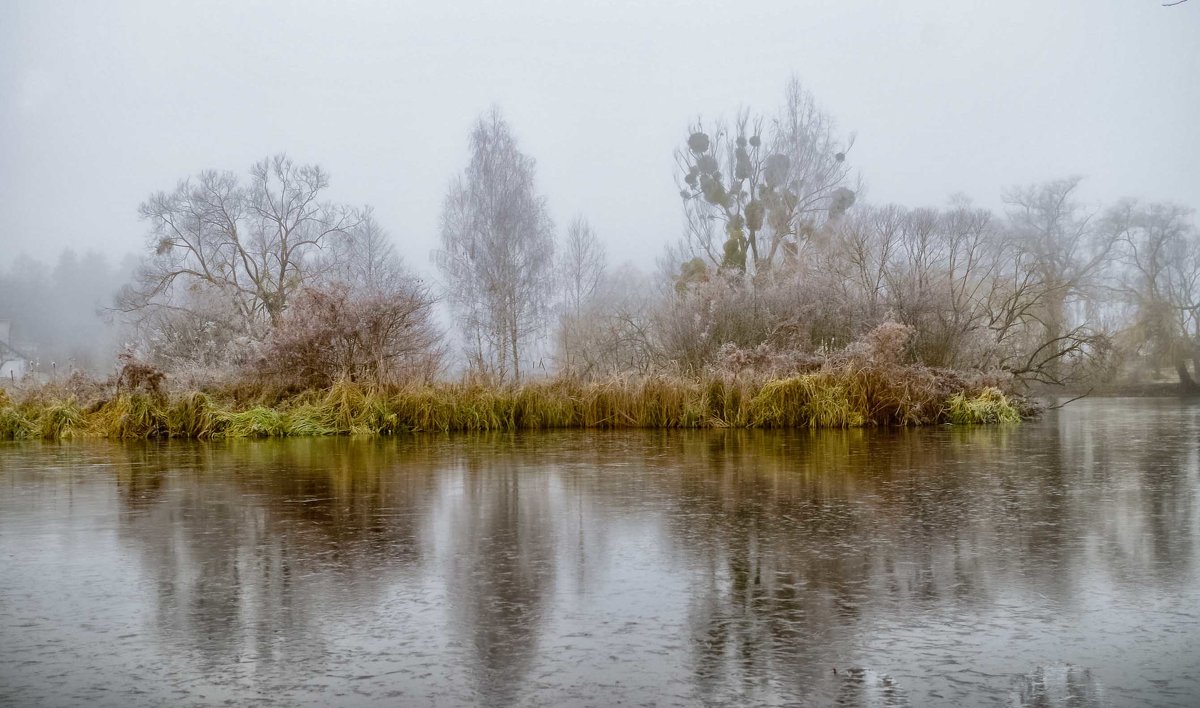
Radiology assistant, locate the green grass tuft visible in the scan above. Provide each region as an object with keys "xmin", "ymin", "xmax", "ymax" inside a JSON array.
[
  {"xmin": 101, "ymin": 394, "xmax": 169, "ymax": 438},
  {"xmin": 944, "ymin": 387, "xmax": 1022, "ymax": 424},
  {"xmin": 168, "ymin": 392, "xmax": 226, "ymax": 439},
  {"xmin": 222, "ymin": 406, "xmax": 289, "ymax": 438}
]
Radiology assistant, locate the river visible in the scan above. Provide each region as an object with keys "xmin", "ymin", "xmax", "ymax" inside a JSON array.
[{"xmin": 1, "ymin": 397, "xmax": 1198, "ymax": 706}]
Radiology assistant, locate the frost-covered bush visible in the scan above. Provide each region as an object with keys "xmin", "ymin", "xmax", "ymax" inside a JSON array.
[{"xmin": 254, "ymin": 282, "xmax": 443, "ymax": 388}]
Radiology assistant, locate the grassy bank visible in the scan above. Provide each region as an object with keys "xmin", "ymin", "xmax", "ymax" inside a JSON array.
[{"xmin": 0, "ymin": 371, "xmax": 1024, "ymax": 442}]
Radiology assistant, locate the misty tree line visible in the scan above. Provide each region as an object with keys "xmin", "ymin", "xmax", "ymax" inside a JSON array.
[
  {"xmin": 549, "ymin": 79, "xmax": 1199, "ymax": 391},
  {"xmin": 558, "ymin": 80, "xmax": 1200, "ymax": 391},
  {"xmin": 0, "ymin": 251, "xmax": 130, "ymax": 375},
  {"xmin": 656, "ymin": 180, "xmax": 1194, "ymax": 387},
  {"xmin": 4, "ymin": 77, "xmax": 1197, "ymax": 390}
]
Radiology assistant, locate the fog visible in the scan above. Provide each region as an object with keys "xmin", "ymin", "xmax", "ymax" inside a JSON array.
[
  {"xmin": 0, "ymin": 250, "xmax": 132, "ymax": 376},
  {"xmin": 3, "ymin": 1, "xmax": 1196, "ymax": 268},
  {"xmin": 0, "ymin": 0, "xmax": 1197, "ymax": 381}
]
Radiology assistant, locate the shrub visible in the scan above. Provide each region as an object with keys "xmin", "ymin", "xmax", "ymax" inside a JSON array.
[{"xmin": 254, "ymin": 283, "xmax": 443, "ymax": 388}]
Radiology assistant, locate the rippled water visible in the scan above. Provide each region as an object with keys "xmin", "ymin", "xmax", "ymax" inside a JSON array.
[{"xmin": 1, "ymin": 397, "xmax": 1198, "ymax": 707}]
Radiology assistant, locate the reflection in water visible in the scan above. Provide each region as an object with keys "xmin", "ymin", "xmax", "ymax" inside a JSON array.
[
  {"xmin": 1016, "ymin": 664, "xmax": 1103, "ymax": 708},
  {"xmin": 112, "ymin": 440, "xmax": 443, "ymax": 672},
  {"xmin": 439, "ymin": 437, "xmax": 558, "ymax": 705},
  {"xmin": 1, "ymin": 398, "xmax": 1198, "ymax": 706}
]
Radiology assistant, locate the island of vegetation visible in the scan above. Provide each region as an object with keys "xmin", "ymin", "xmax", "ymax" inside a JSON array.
[{"xmin": 3, "ymin": 79, "xmax": 1197, "ymax": 440}]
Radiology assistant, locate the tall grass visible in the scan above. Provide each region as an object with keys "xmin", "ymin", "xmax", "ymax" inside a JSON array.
[
  {"xmin": 0, "ymin": 387, "xmax": 33, "ymax": 440},
  {"xmin": 98, "ymin": 394, "xmax": 169, "ymax": 439},
  {"xmin": 35, "ymin": 400, "xmax": 87, "ymax": 440},
  {"xmin": 0, "ymin": 372, "xmax": 1024, "ymax": 441},
  {"xmin": 168, "ymin": 391, "xmax": 226, "ymax": 439},
  {"xmin": 944, "ymin": 387, "xmax": 1022, "ymax": 424}
]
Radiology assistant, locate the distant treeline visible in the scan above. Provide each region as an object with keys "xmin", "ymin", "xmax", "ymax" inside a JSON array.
[{"xmin": 0, "ymin": 250, "xmax": 132, "ymax": 376}]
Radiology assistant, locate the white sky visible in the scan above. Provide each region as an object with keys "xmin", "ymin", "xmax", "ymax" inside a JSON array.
[{"xmin": 2, "ymin": 0, "xmax": 1198, "ymax": 277}]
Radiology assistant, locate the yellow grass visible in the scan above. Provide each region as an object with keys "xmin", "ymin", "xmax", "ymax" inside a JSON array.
[{"xmin": 0, "ymin": 372, "xmax": 1024, "ymax": 441}]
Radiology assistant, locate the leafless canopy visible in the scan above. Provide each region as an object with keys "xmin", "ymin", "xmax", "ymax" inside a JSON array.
[
  {"xmin": 559, "ymin": 216, "xmax": 606, "ymax": 314},
  {"xmin": 436, "ymin": 108, "xmax": 556, "ymax": 382},
  {"xmin": 1107, "ymin": 200, "xmax": 1200, "ymax": 387},
  {"xmin": 120, "ymin": 154, "xmax": 361, "ymax": 340}
]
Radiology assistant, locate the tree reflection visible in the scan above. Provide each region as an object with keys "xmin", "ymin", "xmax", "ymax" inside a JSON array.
[
  {"xmin": 38, "ymin": 398, "xmax": 1194, "ymax": 705},
  {"xmin": 108, "ymin": 438, "xmax": 439, "ymax": 669},
  {"xmin": 629, "ymin": 419, "xmax": 1192, "ymax": 703},
  {"xmin": 1014, "ymin": 664, "xmax": 1103, "ymax": 707},
  {"xmin": 438, "ymin": 434, "xmax": 558, "ymax": 706}
]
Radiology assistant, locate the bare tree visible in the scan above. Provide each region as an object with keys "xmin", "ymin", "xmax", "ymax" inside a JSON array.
[
  {"xmin": 556, "ymin": 265, "xmax": 658, "ymax": 378},
  {"xmin": 1108, "ymin": 201, "xmax": 1200, "ymax": 388},
  {"xmin": 559, "ymin": 216, "xmax": 605, "ymax": 313},
  {"xmin": 1000, "ymin": 178, "xmax": 1115, "ymax": 383},
  {"xmin": 436, "ymin": 108, "xmax": 556, "ymax": 382},
  {"xmin": 319, "ymin": 207, "xmax": 406, "ymax": 296},
  {"xmin": 120, "ymin": 155, "xmax": 360, "ymax": 340},
  {"xmin": 554, "ymin": 216, "xmax": 606, "ymax": 375},
  {"xmin": 825, "ymin": 204, "xmax": 904, "ymax": 324}
]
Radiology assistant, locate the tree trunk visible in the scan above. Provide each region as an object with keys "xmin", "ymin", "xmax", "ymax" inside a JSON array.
[
  {"xmin": 510, "ymin": 326, "xmax": 521, "ymax": 382},
  {"xmin": 1175, "ymin": 359, "xmax": 1199, "ymax": 392}
]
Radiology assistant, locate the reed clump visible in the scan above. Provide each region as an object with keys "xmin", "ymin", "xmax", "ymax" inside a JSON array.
[
  {"xmin": 96, "ymin": 394, "xmax": 170, "ymax": 439},
  {"xmin": 0, "ymin": 389, "xmax": 35, "ymax": 439},
  {"xmin": 944, "ymin": 387, "xmax": 1023, "ymax": 424},
  {"xmin": 0, "ymin": 404, "xmax": 34, "ymax": 440},
  {"xmin": 35, "ymin": 399, "xmax": 87, "ymax": 440},
  {"xmin": 0, "ymin": 370, "xmax": 1026, "ymax": 442},
  {"xmin": 168, "ymin": 392, "xmax": 226, "ymax": 439},
  {"xmin": 223, "ymin": 406, "xmax": 289, "ymax": 438}
]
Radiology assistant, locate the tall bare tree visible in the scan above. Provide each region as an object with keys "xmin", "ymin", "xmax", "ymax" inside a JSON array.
[
  {"xmin": 554, "ymin": 216, "xmax": 606, "ymax": 375},
  {"xmin": 559, "ymin": 216, "xmax": 605, "ymax": 313},
  {"xmin": 1108, "ymin": 201, "xmax": 1200, "ymax": 388},
  {"xmin": 436, "ymin": 108, "xmax": 556, "ymax": 382},
  {"xmin": 1000, "ymin": 177, "xmax": 1114, "ymax": 383},
  {"xmin": 120, "ymin": 155, "xmax": 360, "ymax": 339}
]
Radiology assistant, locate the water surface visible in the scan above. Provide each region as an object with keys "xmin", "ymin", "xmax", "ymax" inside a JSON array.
[{"xmin": 2, "ymin": 398, "xmax": 1198, "ymax": 706}]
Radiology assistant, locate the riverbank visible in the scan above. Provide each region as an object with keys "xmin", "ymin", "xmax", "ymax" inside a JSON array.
[{"xmin": 0, "ymin": 371, "xmax": 1025, "ymax": 441}]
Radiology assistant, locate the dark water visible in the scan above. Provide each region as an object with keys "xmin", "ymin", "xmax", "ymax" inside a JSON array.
[{"xmin": 1, "ymin": 398, "xmax": 1198, "ymax": 707}]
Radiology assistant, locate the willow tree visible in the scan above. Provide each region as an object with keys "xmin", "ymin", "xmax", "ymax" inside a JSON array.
[
  {"xmin": 676, "ymin": 77, "xmax": 856, "ymax": 276},
  {"xmin": 436, "ymin": 108, "xmax": 556, "ymax": 382}
]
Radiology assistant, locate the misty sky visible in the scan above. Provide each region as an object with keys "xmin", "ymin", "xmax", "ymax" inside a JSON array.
[{"xmin": 2, "ymin": 0, "xmax": 1197, "ymax": 277}]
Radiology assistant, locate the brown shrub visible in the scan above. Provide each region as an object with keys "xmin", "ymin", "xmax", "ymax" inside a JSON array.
[{"xmin": 254, "ymin": 282, "xmax": 443, "ymax": 389}]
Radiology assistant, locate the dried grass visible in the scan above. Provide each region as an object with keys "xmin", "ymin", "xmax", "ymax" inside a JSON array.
[{"xmin": 1, "ymin": 369, "xmax": 1026, "ymax": 441}]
